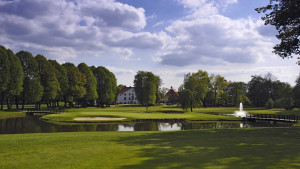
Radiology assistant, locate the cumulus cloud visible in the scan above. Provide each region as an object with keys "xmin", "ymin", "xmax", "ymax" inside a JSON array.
[
  {"xmin": 0, "ymin": 0, "xmax": 165, "ymax": 62},
  {"xmin": 158, "ymin": 0, "xmax": 276, "ymax": 66}
]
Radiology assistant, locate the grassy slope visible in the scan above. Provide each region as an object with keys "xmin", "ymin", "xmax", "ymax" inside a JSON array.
[{"xmin": 0, "ymin": 128, "xmax": 299, "ymax": 169}]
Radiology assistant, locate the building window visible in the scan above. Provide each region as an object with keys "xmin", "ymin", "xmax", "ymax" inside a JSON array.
[
  {"xmin": 129, "ymin": 97, "xmax": 131, "ymax": 100},
  {"xmin": 124, "ymin": 97, "xmax": 126, "ymax": 100},
  {"xmin": 129, "ymin": 93, "xmax": 131, "ymax": 96},
  {"xmin": 124, "ymin": 93, "xmax": 126, "ymax": 96}
]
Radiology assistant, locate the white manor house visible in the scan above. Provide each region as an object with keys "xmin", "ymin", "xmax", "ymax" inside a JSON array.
[{"xmin": 116, "ymin": 86, "xmax": 139, "ymax": 104}]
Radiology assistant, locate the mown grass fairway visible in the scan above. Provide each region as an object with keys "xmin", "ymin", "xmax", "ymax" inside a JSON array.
[
  {"xmin": 41, "ymin": 105, "xmax": 300, "ymax": 123},
  {"xmin": 0, "ymin": 127, "xmax": 300, "ymax": 169}
]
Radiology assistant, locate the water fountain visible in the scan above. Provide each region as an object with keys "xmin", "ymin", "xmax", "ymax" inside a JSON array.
[{"xmin": 234, "ymin": 102, "xmax": 247, "ymax": 117}]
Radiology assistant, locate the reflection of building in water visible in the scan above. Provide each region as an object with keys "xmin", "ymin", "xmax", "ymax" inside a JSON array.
[
  {"xmin": 162, "ymin": 86, "xmax": 179, "ymax": 104},
  {"xmin": 116, "ymin": 86, "xmax": 139, "ymax": 104}
]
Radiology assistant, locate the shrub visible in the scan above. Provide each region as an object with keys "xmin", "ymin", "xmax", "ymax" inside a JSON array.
[{"xmin": 265, "ymin": 98, "xmax": 274, "ymax": 109}]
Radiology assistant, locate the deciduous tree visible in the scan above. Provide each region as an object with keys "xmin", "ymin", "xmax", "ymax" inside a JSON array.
[
  {"xmin": 78, "ymin": 63, "xmax": 98, "ymax": 106},
  {"xmin": 93, "ymin": 66, "xmax": 117, "ymax": 107},
  {"xmin": 63, "ymin": 63, "xmax": 86, "ymax": 107},
  {"xmin": 16, "ymin": 51, "xmax": 43, "ymax": 109},
  {"xmin": 256, "ymin": 0, "xmax": 300, "ymax": 59}
]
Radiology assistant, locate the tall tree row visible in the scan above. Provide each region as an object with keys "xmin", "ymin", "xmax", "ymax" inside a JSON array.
[{"xmin": 0, "ymin": 46, "xmax": 118, "ymax": 110}]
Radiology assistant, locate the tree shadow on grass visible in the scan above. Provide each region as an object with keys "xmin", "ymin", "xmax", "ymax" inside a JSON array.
[
  {"xmin": 159, "ymin": 110, "xmax": 185, "ymax": 114},
  {"xmin": 117, "ymin": 128, "xmax": 300, "ymax": 169}
]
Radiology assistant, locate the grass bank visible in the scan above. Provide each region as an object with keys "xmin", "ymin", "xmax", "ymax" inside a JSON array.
[{"xmin": 0, "ymin": 127, "xmax": 299, "ymax": 169}]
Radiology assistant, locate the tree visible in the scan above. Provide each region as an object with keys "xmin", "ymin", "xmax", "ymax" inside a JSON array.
[
  {"xmin": 208, "ymin": 74, "xmax": 228, "ymax": 106},
  {"xmin": 93, "ymin": 66, "xmax": 117, "ymax": 107},
  {"xmin": 0, "ymin": 46, "xmax": 10, "ymax": 110},
  {"xmin": 48, "ymin": 60, "xmax": 69, "ymax": 107},
  {"xmin": 248, "ymin": 75, "xmax": 269, "ymax": 107},
  {"xmin": 134, "ymin": 71, "xmax": 160, "ymax": 109},
  {"xmin": 5, "ymin": 48, "xmax": 24, "ymax": 109},
  {"xmin": 63, "ymin": 63, "xmax": 86, "ymax": 107},
  {"xmin": 179, "ymin": 70, "xmax": 210, "ymax": 111},
  {"xmin": 16, "ymin": 51, "xmax": 43, "ymax": 109},
  {"xmin": 256, "ymin": 0, "xmax": 300, "ymax": 59},
  {"xmin": 35, "ymin": 55, "xmax": 60, "ymax": 108},
  {"xmin": 293, "ymin": 74, "xmax": 300, "ymax": 107},
  {"xmin": 78, "ymin": 63, "xmax": 98, "ymax": 106},
  {"xmin": 225, "ymin": 82, "xmax": 249, "ymax": 106}
]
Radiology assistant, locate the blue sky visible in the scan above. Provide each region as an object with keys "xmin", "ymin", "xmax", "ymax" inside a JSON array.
[{"xmin": 0, "ymin": 0, "xmax": 299, "ymax": 89}]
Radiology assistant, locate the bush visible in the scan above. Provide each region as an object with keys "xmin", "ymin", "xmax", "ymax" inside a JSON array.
[
  {"xmin": 274, "ymin": 98, "xmax": 294, "ymax": 110},
  {"xmin": 265, "ymin": 98, "xmax": 274, "ymax": 109}
]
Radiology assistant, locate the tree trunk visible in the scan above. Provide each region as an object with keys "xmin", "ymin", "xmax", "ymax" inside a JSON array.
[
  {"xmin": 57, "ymin": 101, "xmax": 60, "ymax": 108},
  {"xmin": 1, "ymin": 91, "xmax": 4, "ymax": 110},
  {"xmin": 22, "ymin": 92, "xmax": 25, "ymax": 110},
  {"xmin": 190, "ymin": 100, "xmax": 193, "ymax": 112},
  {"xmin": 7, "ymin": 97, "xmax": 10, "ymax": 110},
  {"xmin": 15, "ymin": 96, "xmax": 19, "ymax": 109}
]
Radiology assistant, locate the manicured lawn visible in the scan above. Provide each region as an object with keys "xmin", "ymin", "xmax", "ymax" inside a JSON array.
[
  {"xmin": 41, "ymin": 105, "xmax": 241, "ymax": 123},
  {"xmin": 41, "ymin": 105, "xmax": 300, "ymax": 123},
  {"xmin": 0, "ymin": 127, "xmax": 299, "ymax": 169},
  {"xmin": 0, "ymin": 110, "xmax": 26, "ymax": 119}
]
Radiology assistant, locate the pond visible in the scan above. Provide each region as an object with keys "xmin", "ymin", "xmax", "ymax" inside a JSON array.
[{"xmin": 0, "ymin": 115, "xmax": 295, "ymax": 134}]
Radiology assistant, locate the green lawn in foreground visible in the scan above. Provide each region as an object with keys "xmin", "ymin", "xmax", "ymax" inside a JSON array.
[{"xmin": 0, "ymin": 128, "xmax": 299, "ymax": 169}]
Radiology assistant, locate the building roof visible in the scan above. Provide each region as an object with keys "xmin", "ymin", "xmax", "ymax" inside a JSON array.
[{"xmin": 119, "ymin": 86, "xmax": 134, "ymax": 94}]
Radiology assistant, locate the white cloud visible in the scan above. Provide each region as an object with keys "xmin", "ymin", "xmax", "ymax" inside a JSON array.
[
  {"xmin": 158, "ymin": 1, "xmax": 276, "ymax": 67},
  {"xmin": 0, "ymin": 0, "xmax": 166, "ymax": 62}
]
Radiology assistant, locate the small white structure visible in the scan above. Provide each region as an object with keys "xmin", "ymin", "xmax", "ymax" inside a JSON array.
[{"xmin": 116, "ymin": 86, "xmax": 139, "ymax": 104}]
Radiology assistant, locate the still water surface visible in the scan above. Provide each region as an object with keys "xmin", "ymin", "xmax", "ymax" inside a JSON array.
[{"xmin": 0, "ymin": 115, "xmax": 294, "ymax": 134}]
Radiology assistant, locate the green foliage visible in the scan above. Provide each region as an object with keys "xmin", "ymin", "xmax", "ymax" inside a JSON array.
[
  {"xmin": 134, "ymin": 71, "xmax": 160, "ymax": 107},
  {"xmin": 93, "ymin": 66, "xmax": 117, "ymax": 107},
  {"xmin": 256, "ymin": 0, "xmax": 300, "ymax": 58},
  {"xmin": 63, "ymin": 63, "xmax": 86, "ymax": 104},
  {"xmin": 293, "ymin": 75, "xmax": 300, "ymax": 107},
  {"xmin": 78, "ymin": 63, "xmax": 98, "ymax": 103},
  {"xmin": 179, "ymin": 70, "xmax": 210, "ymax": 111},
  {"xmin": 208, "ymin": 74, "xmax": 228, "ymax": 106},
  {"xmin": 223, "ymin": 82, "xmax": 248, "ymax": 106},
  {"xmin": 265, "ymin": 98, "xmax": 274, "ymax": 109},
  {"xmin": 35, "ymin": 55, "xmax": 60, "ymax": 102},
  {"xmin": 0, "ymin": 46, "xmax": 10, "ymax": 93},
  {"xmin": 48, "ymin": 60, "xmax": 69, "ymax": 102},
  {"xmin": 17, "ymin": 51, "xmax": 43, "ymax": 105}
]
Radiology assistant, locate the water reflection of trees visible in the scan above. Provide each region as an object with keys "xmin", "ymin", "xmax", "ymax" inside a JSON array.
[
  {"xmin": 181, "ymin": 122, "xmax": 241, "ymax": 130},
  {"xmin": 134, "ymin": 122, "xmax": 159, "ymax": 131}
]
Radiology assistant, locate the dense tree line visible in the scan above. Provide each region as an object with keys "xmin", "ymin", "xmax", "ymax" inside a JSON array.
[
  {"xmin": 0, "ymin": 46, "xmax": 117, "ymax": 109},
  {"xmin": 1, "ymin": 46, "xmax": 299, "ymax": 110},
  {"xmin": 178, "ymin": 70, "xmax": 300, "ymax": 111}
]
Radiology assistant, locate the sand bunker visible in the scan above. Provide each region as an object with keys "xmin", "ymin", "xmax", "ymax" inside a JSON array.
[{"xmin": 74, "ymin": 117, "xmax": 126, "ymax": 121}]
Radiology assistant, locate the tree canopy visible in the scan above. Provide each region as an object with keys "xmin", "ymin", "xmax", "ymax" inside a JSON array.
[
  {"xmin": 78, "ymin": 63, "xmax": 98, "ymax": 106},
  {"xmin": 92, "ymin": 66, "xmax": 117, "ymax": 107},
  {"xmin": 134, "ymin": 71, "xmax": 160, "ymax": 108},
  {"xmin": 256, "ymin": 0, "xmax": 300, "ymax": 60}
]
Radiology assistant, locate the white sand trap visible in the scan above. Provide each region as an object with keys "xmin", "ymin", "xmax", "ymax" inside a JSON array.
[{"xmin": 74, "ymin": 117, "xmax": 126, "ymax": 121}]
